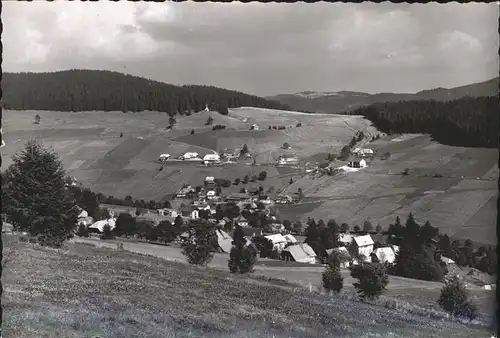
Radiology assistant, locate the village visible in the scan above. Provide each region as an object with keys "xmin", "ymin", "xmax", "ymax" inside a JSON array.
[{"xmin": 73, "ymin": 142, "xmax": 440, "ymax": 271}]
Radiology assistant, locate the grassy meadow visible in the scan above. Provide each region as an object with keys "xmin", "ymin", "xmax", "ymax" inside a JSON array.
[{"xmin": 2, "ymin": 235, "xmax": 496, "ymax": 338}]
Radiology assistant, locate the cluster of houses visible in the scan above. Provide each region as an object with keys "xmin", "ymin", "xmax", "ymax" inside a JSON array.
[{"xmin": 158, "ymin": 149, "xmax": 251, "ymax": 165}]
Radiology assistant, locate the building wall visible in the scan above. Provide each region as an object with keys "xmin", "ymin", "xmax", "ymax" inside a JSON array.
[{"xmin": 358, "ymin": 244, "xmax": 374, "ymax": 258}]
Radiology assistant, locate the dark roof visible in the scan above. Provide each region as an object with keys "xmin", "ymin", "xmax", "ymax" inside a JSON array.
[
  {"xmin": 371, "ymin": 234, "xmax": 389, "ymax": 244},
  {"xmin": 240, "ymin": 227, "xmax": 263, "ymax": 237}
]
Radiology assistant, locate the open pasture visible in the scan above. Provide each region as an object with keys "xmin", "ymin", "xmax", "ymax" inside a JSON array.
[
  {"xmin": 173, "ymin": 110, "xmax": 247, "ymax": 131},
  {"xmin": 174, "ymin": 107, "xmax": 380, "ymax": 163},
  {"xmin": 289, "ymin": 135, "xmax": 497, "ymax": 244},
  {"xmin": 3, "ymin": 239, "xmax": 495, "ymax": 338}
]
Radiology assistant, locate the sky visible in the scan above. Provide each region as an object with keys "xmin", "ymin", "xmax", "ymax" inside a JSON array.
[{"xmin": 3, "ymin": 2, "xmax": 498, "ymax": 96}]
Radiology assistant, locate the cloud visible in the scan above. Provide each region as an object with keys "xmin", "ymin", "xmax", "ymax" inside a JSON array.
[{"xmin": 2, "ymin": 2, "xmax": 498, "ymax": 96}]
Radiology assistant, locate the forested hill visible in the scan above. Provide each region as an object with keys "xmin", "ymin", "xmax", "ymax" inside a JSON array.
[
  {"xmin": 345, "ymin": 96, "xmax": 499, "ymax": 148},
  {"xmin": 1, "ymin": 70, "xmax": 292, "ymax": 115}
]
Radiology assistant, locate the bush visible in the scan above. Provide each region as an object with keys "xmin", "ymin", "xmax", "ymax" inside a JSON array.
[
  {"xmin": 100, "ymin": 224, "xmax": 114, "ymax": 240},
  {"xmin": 296, "ymin": 122, "xmax": 302, "ymax": 127},
  {"xmin": 228, "ymin": 245, "xmax": 257, "ymax": 273},
  {"xmin": 181, "ymin": 224, "xmax": 218, "ymax": 266},
  {"xmin": 402, "ymin": 168, "xmax": 410, "ymax": 175},
  {"xmin": 77, "ymin": 223, "xmax": 89, "ymax": 237},
  {"xmin": 190, "ymin": 129, "xmax": 195, "ymax": 135},
  {"xmin": 322, "ymin": 266, "xmax": 343, "ymax": 293},
  {"xmin": 258, "ymin": 171, "xmax": 267, "ymax": 181},
  {"xmin": 350, "ymin": 263, "xmax": 389, "ymax": 301},
  {"xmin": 438, "ymin": 276, "xmax": 478, "ymax": 319}
]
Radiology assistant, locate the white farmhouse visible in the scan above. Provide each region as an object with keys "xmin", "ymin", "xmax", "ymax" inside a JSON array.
[
  {"xmin": 251, "ymin": 124, "xmax": 259, "ymax": 131},
  {"xmin": 159, "ymin": 154, "xmax": 171, "ymax": 162},
  {"xmin": 88, "ymin": 218, "xmax": 116, "ymax": 233},
  {"xmin": 353, "ymin": 234, "xmax": 374, "ymax": 261},
  {"xmin": 206, "ymin": 190, "xmax": 217, "ymax": 200},
  {"xmin": 203, "ymin": 153, "xmax": 220, "ymax": 164},
  {"xmin": 264, "ymin": 234, "xmax": 288, "ymax": 252},
  {"xmin": 372, "ymin": 247, "xmax": 397, "ymax": 264},
  {"xmin": 182, "ymin": 152, "xmax": 199, "ymax": 160},
  {"xmin": 352, "ymin": 148, "xmax": 374, "ymax": 157},
  {"xmin": 348, "ymin": 159, "xmax": 367, "ymax": 169},
  {"xmin": 282, "ymin": 243, "xmax": 317, "ymax": 264}
]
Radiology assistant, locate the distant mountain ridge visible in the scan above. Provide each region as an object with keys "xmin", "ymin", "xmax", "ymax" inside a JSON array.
[
  {"xmin": 267, "ymin": 77, "xmax": 499, "ymax": 114},
  {"xmin": 1, "ymin": 69, "xmax": 292, "ymax": 115}
]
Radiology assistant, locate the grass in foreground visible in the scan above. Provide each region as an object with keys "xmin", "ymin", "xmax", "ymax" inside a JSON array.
[{"xmin": 2, "ymin": 239, "xmax": 495, "ymax": 338}]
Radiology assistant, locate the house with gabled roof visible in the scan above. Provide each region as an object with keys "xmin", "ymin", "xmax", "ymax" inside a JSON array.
[
  {"xmin": 353, "ymin": 234, "xmax": 374, "ymax": 260},
  {"xmin": 264, "ymin": 234, "xmax": 288, "ymax": 252},
  {"xmin": 282, "ymin": 243, "xmax": 317, "ymax": 264},
  {"xmin": 372, "ymin": 247, "xmax": 396, "ymax": 264}
]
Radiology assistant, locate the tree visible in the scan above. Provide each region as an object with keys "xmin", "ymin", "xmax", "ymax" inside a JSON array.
[
  {"xmin": 375, "ymin": 224, "xmax": 382, "ymax": 233},
  {"xmin": 182, "ymin": 222, "xmax": 218, "ymax": 266},
  {"xmin": 233, "ymin": 178, "xmax": 241, "ymax": 185},
  {"xmin": 340, "ymin": 223, "xmax": 349, "ymax": 233},
  {"xmin": 353, "ymin": 225, "xmax": 361, "ymax": 233},
  {"xmin": 77, "ymin": 223, "xmax": 89, "ymax": 237},
  {"xmin": 258, "ymin": 171, "xmax": 267, "ymax": 181},
  {"xmin": 169, "ymin": 117, "xmax": 177, "ymax": 126},
  {"xmin": 297, "ymin": 188, "xmax": 305, "ymax": 201},
  {"xmin": 242, "ymin": 175, "xmax": 249, "ymax": 184},
  {"xmin": 283, "ymin": 220, "xmax": 292, "ymax": 231},
  {"xmin": 229, "ymin": 226, "xmax": 256, "ymax": 273},
  {"xmin": 217, "ymin": 105, "xmax": 229, "ymax": 115},
  {"xmin": 155, "ymin": 220, "xmax": 177, "ymax": 245},
  {"xmin": 289, "ymin": 177, "xmax": 294, "ymax": 185},
  {"xmin": 363, "ymin": 220, "xmax": 373, "ymax": 233},
  {"xmin": 34, "ymin": 114, "xmax": 41, "ymax": 124},
  {"xmin": 174, "ymin": 215, "xmax": 184, "ymax": 228},
  {"xmin": 100, "ymin": 223, "xmax": 114, "ymax": 240},
  {"xmin": 190, "ymin": 129, "xmax": 195, "ymax": 135},
  {"xmin": 282, "ymin": 142, "xmax": 290, "ymax": 149},
  {"xmin": 350, "ymin": 263, "xmax": 389, "ymax": 301},
  {"xmin": 251, "ymin": 235, "xmax": 274, "ymax": 258},
  {"xmin": 114, "ymin": 213, "xmax": 136, "ymax": 238},
  {"xmin": 206, "ymin": 116, "xmax": 214, "ymax": 125},
  {"xmin": 438, "ymin": 276, "xmax": 478, "ymax": 319},
  {"xmin": 393, "ymin": 244, "xmax": 445, "ymax": 282},
  {"xmin": 120, "ymin": 132, "xmax": 123, "ymax": 138},
  {"xmin": 322, "ymin": 265, "xmax": 343, "ymax": 293},
  {"xmin": 240, "ymin": 144, "xmax": 249, "ymax": 155},
  {"xmin": 3, "ymin": 140, "xmax": 79, "ymax": 247},
  {"xmin": 292, "ymin": 221, "xmax": 302, "ymax": 235}
]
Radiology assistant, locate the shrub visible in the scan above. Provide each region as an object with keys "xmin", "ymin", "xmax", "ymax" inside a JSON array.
[
  {"xmin": 206, "ymin": 116, "xmax": 214, "ymax": 125},
  {"xmin": 100, "ymin": 224, "xmax": 114, "ymax": 240},
  {"xmin": 282, "ymin": 142, "xmax": 291, "ymax": 149},
  {"xmin": 182, "ymin": 224, "xmax": 218, "ymax": 266},
  {"xmin": 322, "ymin": 266, "xmax": 343, "ymax": 293},
  {"xmin": 120, "ymin": 132, "xmax": 123, "ymax": 138},
  {"xmin": 228, "ymin": 245, "xmax": 257, "ymax": 273},
  {"xmin": 77, "ymin": 223, "xmax": 89, "ymax": 237},
  {"xmin": 233, "ymin": 178, "xmax": 241, "ymax": 185},
  {"xmin": 296, "ymin": 122, "xmax": 302, "ymax": 127},
  {"xmin": 190, "ymin": 129, "xmax": 195, "ymax": 135},
  {"xmin": 402, "ymin": 168, "xmax": 410, "ymax": 175},
  {"xmin": 438, "ymin": 276, "xmax": 478, "ymax": 319},
  {"xmin": 350, "ymin": 263, "xmax": 389, "ymax": 301},
  {"xmin": 258, "ymin": 171, "xmax": 267, "ymax": 181}
]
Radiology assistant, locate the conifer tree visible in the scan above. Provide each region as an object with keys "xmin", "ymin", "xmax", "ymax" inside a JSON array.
[{"xmin": 3, "ymin": 140, "xmax": 79, "ymax": 247}]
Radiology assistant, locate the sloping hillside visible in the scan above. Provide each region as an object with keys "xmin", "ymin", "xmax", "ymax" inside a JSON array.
[
  {"xmin": 2, "ymin": 238, "xmax": 495, "ymax": 338},
  {"xmin": 277, "ymin": 134, "xmax": 498, "ymax": 245},
  {"xmin": 267, "ymin": 77, "xmax": 499, "ymax": 114},
  {"xmin": 1, "ymin": 69, "xmax": 291, "ymax": 115}
]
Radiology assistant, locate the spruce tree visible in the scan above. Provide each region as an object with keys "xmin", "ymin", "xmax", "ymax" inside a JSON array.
[{"xmin": 3, "ymin": 140, "xmax": 79, "ymax": 247}]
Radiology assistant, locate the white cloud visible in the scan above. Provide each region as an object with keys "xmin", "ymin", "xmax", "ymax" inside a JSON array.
[{"xmin": 2, "ymin": 2, "xmax": 497, "ymax": 95}]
